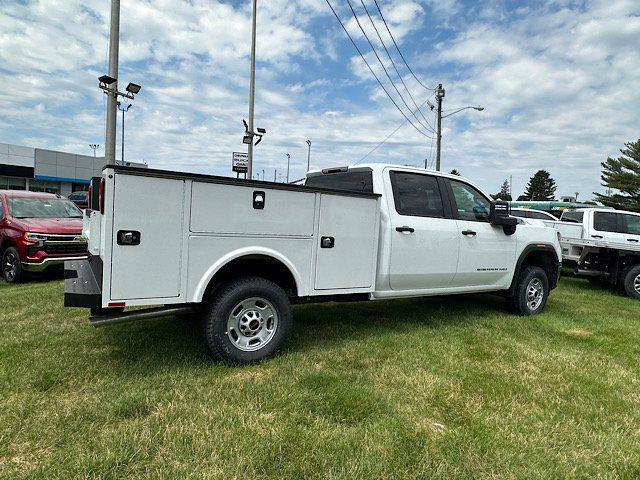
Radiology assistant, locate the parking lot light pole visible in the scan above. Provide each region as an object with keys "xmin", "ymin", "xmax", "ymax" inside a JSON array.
[
  {"xmin": 89, "ymin": 144, "xmax": 100, "ymax": 157},
  {"xmin": 117, "ymin": 102, "xmax": 131, "ymax": 165},
  {"xmin": 285, "ymin": 153, "xmax": 290, "ymax": 183},
  {"xmin": 104, "ymin": 0, "xmax": 120, "ymax": 165},
  {"xmin": 246, "ymin": 0, "xmax": 258, "ymax": 179},
  {"xmin": 306, "ymin": 140, "xmax": 311, "ymax": 172}
]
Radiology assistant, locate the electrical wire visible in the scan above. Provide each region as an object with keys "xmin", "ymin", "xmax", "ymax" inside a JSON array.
[
  {"xmin": 359, "ymin": 0, "xmax": 435, "ymax": 131},
  {"xmin": 325, "ymin": 0, "xmax": 432, "ymax": 137},
  {"xmin": 373, "ymin": 0, "xmax": 435, "ymax": 91},
  {"xmin": 344, "ymin": 0, "xmax": 434, "ymax": 134}
]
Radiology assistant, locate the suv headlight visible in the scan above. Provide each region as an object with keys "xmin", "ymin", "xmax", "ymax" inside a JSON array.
[{"xmin": 24, "ymin": 232, "xmax": 47, "ymax": 244}]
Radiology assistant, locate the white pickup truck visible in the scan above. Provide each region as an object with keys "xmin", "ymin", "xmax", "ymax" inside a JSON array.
[
  {"xmin": 65, "ymin": 163, "xmax": 561, "ymax": 364},
  {"xmin": 544, "ymin": 208, "xmax": 640, "ymax": 300}
]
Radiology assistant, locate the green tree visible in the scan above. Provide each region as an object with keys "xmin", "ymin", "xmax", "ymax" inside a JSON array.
[
  {"xmin": 594, "ymin": 139, "xmax": 640, "ymax": 212},
  {"xmin": 523, "ymin": 170, "xmax": 556, "ymax": 201},
  {"xmin": 492, "ymin": 180, "xmax": 512, "ymax": 201}
]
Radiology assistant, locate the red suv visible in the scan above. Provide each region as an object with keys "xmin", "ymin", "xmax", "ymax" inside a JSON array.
[{"xmin": 0, "ymin": 190, "xmax": 88, "ymax": 283}]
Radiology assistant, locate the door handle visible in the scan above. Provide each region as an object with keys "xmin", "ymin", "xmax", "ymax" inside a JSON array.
[
  {"xmin": 395, "ymin": 226, "xmax": 415, "ymax": 233},
  {"xmin": 628, "ymin": 238, "xmax": 639, "ymax": 243},
  {"xmin": 117, "ymin": 230, "xmax": 141, "ymax": 246},
  {"xmin": 462, "ymin": 230, "xmax": 477, "ymax": 236},
  {"xmin": 591, "ymin": 235, "xmax": 603, "ymax": 239}
]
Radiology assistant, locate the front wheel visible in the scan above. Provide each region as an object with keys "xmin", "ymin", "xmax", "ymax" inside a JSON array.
[
  {"xmin": 622, "ymin": 264, "xmax": 640, "ymax": 301},
  {"xmin": 509, "ymin": 266, "xmax": 549, "ymax": 316},
  {"xmin": 2, "ymin": 247, "xmax": 24, "ymax": 283},
  {"xmin": 202, "ymin": 277, "xmax": 293, "ymax": 365}
]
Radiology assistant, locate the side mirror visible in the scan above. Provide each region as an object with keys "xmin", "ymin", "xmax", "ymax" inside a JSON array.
[{"xmin": 490, "ymin": 201, "xmax": 518, "ymax": 235}]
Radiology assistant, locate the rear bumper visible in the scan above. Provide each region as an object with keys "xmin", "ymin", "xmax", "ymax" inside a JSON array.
[
  {"xmin": 64, "ymin": 257, "xmax": 102, "ymax": 308},
  {"xmin": 22, "ymin": 255, "xmax": 88, "ymax": 272}
]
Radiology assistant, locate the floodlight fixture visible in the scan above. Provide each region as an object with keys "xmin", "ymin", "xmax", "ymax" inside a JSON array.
[
  {"xmin": 99, "ymin": 75, "xmax": 117, "ymax": 85},
  {"xmin": 256, "ymin": 127, "xmax": 266, "ymax": 134},
  {"xmin": 126, "ymin": 82, "xmax": 141, "ymax": 94}
]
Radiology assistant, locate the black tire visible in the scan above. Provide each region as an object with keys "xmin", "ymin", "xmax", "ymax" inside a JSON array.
[
  {"xmin": 2, "ymin": 247, "xmax": 24, "ymax": 283},
  {"xmin": 622, "ymin": 264, "xmax": 640, "ymax": 301},
  {"xmin": 508, "ymin": 265, "xmax": 549, "ymax": 316},
  {"xmin": 202, "ymin": 276, "xmax": 292, "ymax": 365}
]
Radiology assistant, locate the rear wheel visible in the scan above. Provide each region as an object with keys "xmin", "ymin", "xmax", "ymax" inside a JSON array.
[
  {"xmin": 622, "ymin": 264, "xmax": 640, "ymax": 301},
  {"xmin": 509, "ymin": 266, "xmax": 549, "ymax": 316},
  {"xmin": 2, "ymin": 247, "xmax": 24, "ymax": 283},
  {"xmin": 202, "ymin": 277, "xmax": 292, "ymax": 365}
]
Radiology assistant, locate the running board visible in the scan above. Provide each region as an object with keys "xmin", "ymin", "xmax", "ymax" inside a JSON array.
[{"xmin": 89, "ymin": 305, "xmax": 196, "ymax": 328}]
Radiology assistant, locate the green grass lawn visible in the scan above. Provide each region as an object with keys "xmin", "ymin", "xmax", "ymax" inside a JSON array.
[{"xmin": 1, "ymin": 276, "xmax": 639, "ymax": 479}]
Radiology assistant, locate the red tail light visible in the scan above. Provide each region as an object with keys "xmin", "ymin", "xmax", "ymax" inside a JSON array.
[{"xmin": 99, "ymin": 178, "xmax": 105, "ymax": 214}]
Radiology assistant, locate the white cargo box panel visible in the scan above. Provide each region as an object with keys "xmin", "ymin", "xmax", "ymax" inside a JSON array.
[
  {"xmin": 314, "ymin": 194, "xmax": 379, "ymax": 290},
  {"xmin": 110, "ymin": 174, "xmax": 185, "ymax": 300},
  {"xmin": 190, "ymin": 181, "xmax": 315, "ymax": 236}
]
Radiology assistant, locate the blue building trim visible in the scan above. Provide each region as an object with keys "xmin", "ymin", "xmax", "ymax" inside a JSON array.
[{"xmin": 34, "ymin": 175, "xmax": 90, "ymax": 184}]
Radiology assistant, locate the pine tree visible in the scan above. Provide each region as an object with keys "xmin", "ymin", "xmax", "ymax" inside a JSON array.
[
  {"xmin": 523, "ymin": 170, "xmax": 556, "ymax": 201},
  {"xmin": 492, "ymin": 180, "xmax": 512, "ymax": 201},
  {"xmin": 594, "ymin": 139, "xmax": 640, "ymax": 212}
]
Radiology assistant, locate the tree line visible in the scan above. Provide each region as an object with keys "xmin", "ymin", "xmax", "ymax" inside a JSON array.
[{"xmin": 482, "ymin": 138, "xmax": 640, "ymax": 212}]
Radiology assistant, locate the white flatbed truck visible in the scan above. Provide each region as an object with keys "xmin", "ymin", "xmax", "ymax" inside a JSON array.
[
  {"xmin": 544, "ymin": 208, "xmax": 640, "ymax": 299},
  {"xmin": 65, "ymin": 164, "xmax": 562, "ymax": 364}
]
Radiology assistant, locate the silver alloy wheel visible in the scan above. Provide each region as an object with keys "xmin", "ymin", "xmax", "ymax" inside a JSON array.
[
  {"xmin": 3, "ymin": 251, "xmax": 18, "ymax": 282},
  {"xmin": 634, "ymin": 273, "xmax": 640, "ymax": 294},
  {"xmin": 226, "ymin": 297, "xmax": 278, "ymax": 352},
  {"xmin": 526, "ymin": 277, "xmax": 544, "ymax": 311}
]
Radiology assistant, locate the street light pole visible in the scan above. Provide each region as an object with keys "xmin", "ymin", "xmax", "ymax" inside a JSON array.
[
  {"xmin": 89, "ymin": 144, "xmax": 100, "ymax": 157},
  {"xmin": 246, "ymin": 0, "xmax": 258, "ymax": 180},
  {"xmin": 285, "ymin": 153, "xmax": 290, "ymax": 183},
  {"xmin": 306, "ymin": 140, "xmax": 311, "ymax": 172},
  {"xmin": 435, "ymin": 84, "xmax": 444, "ymax": 172},
  {"xmin": 105, "ymin": 0, "xmax": 120, "ymax": 165}
]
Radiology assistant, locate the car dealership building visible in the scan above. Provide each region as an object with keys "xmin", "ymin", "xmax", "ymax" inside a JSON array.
[{"xmin": 0, "ymin": 142, "xmax": 146, "ymax": 196}]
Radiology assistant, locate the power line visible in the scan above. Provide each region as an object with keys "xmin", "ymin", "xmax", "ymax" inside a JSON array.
[
  {"xmin": 373, "ymin": 0, "xmax": 435, "ymax": 91},
  {"xmin": 324, "ymin": 0, "xmax": 432, "ymax": 137},
  {"xmin": 359, "ymin": 0, "xmax": 435, "ymax": 131},
  {"xmin": 354, "ymin": 96, "xmax": 436, "ymax": 164},
  {"xmin": 344, "ymin": 0, "xmax": 434, "ymax": 134}
]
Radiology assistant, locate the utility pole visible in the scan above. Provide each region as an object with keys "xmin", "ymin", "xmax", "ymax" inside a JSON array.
[
  {"xmin": 274, "ymin": 169, "xmax": 277, "ymax": 182},
  {"xmin": 105, "ymin": 0, "xmax": 120, "ymax": 165},
  {"xmin": 285, "ymin": 153, "xmax": 290, "ymax": 183},
  {"xmin": 246, "ymin": 0, "xmax": 258, "ymax": 180},
  {"xmin": 435, "ymin": 84, "xmax": 445, "ymax": 172},
  {"xmin": 89, "ymin": 144, "xmax": 100, "ymax": 157},
  {"xmin": 306, "ymin": 140, "xmax": 311, "ymax": 172}
]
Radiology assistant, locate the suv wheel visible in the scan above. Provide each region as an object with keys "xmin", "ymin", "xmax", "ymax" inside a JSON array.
[
  {"xmin": 622, "ymin": 264, "xmax": 640, "ymax": 301},
  {"xmin": 2, "ymin": 247, "xmax": 24, "ymax": 283},
  {"xmin": 202, "ymin": 276, "xmax": 293, "ymax": 365},
  {"xmin": 509, "ymin": 266, "xmax": 549, "ymax": 316}
]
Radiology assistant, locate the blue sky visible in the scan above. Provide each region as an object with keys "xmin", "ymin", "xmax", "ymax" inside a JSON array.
[{"xmin": 0, "ymin": 0, "xmax": 638, "ymax": 198}]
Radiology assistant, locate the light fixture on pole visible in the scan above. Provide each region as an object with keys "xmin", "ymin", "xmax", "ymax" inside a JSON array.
[
  {"xmin": 89, "ymin": 144, "xmax": 100, "ymax": 157},
  {"xmin": 306, "ymin": 140, "xmax": 311, "ymax": 172},
  {"xmin": 117, "ymin": 102, "xmax": 132, "ymax": 165}
]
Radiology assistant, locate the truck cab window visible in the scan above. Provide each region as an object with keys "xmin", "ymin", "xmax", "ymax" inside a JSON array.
[
  {"xmin": 593, "ymin": 212, "xmax": 620, "ymax": 232},
  {"xmin": 623, "ymin": 214, "xmax": 640, "ymax": 235},
  {"xmin": 304, "ymin": 171, "xmax": 373, "ymax": 193},
  {"xmin": 449, "ymin": 180, "xmax": 490, "ymax": 222},
  {"xmin": 390, "ymin": 171, "xmax": 444, "ymax": 217}
]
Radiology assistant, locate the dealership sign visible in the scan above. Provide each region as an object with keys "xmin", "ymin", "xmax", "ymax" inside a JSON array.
[{"xmin": 232, "ymin": 152, "xmax": 248, "ymax": 173}]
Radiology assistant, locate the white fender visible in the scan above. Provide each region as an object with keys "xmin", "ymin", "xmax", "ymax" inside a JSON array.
[{"xmin": 193, "ymin": 246, "xmax": 306, "ymax": 302}]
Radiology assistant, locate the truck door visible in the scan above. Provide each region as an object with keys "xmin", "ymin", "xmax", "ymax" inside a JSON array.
[
  {"xmin": 622, "ymin": 213, "xmax": 640, "ymax": 245},
  {"xmin": 386, "ymin": 170, "xmax": 459, "ymax": 290},
  {"xmin": 446, "ymin": 179, "xmax": 516, "ymax": 287},
  {"xmin": 590, "ymin": 211, "xmax": 626, "ymax": 243},
  {"xmin": 110, "ymin": 174, "xmax": 185, "ymax": 300}
]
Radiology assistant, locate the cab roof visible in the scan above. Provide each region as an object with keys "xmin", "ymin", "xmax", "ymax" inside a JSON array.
[{"xmin": 0, "ymin": 190, "xmax": 62, "ymax": 199}]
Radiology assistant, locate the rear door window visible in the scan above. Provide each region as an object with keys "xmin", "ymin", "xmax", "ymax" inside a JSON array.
[
  {"xmin": 593, "ymin": 212, "xmax": 620, "ymax": 233},
  {"xmin": 390, "ymin": 171, "xmax": 445, "ymax": 218},
  {"xmin": 623, "ymin": 214, "xmax": 640, "ymax": 235}
]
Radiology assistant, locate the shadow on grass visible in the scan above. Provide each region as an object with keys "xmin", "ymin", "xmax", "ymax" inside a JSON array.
[{"xmin": 97, "ymin": 293, "xmax": 509, "ymax": 372}]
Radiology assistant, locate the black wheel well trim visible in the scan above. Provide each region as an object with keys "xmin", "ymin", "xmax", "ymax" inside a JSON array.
[{"xmin": 508, "ymin": 244, "xmax": 560, "ymax": 294}]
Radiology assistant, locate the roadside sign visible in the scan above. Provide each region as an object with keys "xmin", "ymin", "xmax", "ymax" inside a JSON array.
[{"xmin": 232, "ymin": 152, "xmax": 248, "ymax": 173}]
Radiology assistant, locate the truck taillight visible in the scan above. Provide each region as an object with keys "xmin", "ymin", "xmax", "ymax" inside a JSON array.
[
  {"xmin": 99, "ymin": 178, "xmax": 105, "ymax": 214},
  {"xmin": 87, "ymin": 184, "xmax": 93, "ymax": 210}
]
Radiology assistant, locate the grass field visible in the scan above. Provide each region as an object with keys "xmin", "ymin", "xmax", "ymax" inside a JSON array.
[{"xmin": 1, "ymin": 276, "xmax": 639, "ymax": 479}]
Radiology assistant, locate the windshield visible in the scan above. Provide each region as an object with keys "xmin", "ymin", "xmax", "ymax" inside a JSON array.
[{"xmin": 7, "ymin": 197, "xmax": 82, "ymax": 219}]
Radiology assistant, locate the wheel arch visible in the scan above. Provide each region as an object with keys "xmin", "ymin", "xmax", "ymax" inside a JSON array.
[
  {"xmin": 193, "ymin": 247, "xmax": 304, "ymax": 303},
  {"xmin": 508, "ymin": 244, "xmax": 560, "ymax": 295}
]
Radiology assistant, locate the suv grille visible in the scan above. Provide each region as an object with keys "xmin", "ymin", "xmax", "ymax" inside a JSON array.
[{"xmin": 44, "ymin": 243, "xmax": 88, "ymax": 255}]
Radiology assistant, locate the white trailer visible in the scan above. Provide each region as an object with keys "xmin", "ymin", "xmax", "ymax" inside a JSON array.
[
  {"xmin": 66, "ymin": 164, "xmax": 562, "ymax": 364},
  {"xmin": 544, "ymin": 208, "xmax": 640, "ymax": 299}
]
